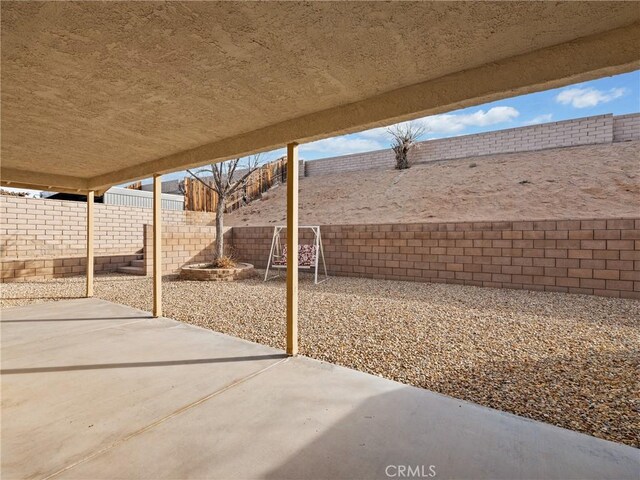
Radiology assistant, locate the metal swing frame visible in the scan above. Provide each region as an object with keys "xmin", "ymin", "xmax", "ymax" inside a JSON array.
[{"xmin": 264, "ymin": 225, "xmax": 328, "ymax": 284}]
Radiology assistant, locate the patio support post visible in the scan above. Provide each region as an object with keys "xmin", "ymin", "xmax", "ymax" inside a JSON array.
[
  {"xmin": 86, "ymin": 190, "xmax": 94, "ymax": 297},
  {"xmin": 153, "ymin": 174, "xmax": 162, "ymax": 317},
  {"xmin": 286, "ymin": 142, "xmax": 299, "ymax": 356}
]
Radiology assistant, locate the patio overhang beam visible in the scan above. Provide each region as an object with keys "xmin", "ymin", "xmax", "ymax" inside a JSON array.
[
  {"xmin": 83, "ymin": 22, "xmax": 639, "ymax": 192},
  {"xmin": 0, "ymin": 168, "xmax": 89, "ymax": 194}
]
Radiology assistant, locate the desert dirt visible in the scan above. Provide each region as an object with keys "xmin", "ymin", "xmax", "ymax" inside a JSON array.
[{"xmin": 227, "ymin": 141, "xmax": 640, "ymax": 226}]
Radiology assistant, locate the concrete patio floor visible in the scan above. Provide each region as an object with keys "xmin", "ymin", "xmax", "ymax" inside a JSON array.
[{"xmin": 1, "ymin": 299, "xmax": 638, "ymax": 480}]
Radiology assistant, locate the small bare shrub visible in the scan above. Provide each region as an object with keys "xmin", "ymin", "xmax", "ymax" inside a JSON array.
[
  {"xmin": 211, "ymin": 255, "xmax": 237, "ymax": 269},
  {"xmin": 388, "ymin": 122, "xmax": 425, "ymax": 170}
]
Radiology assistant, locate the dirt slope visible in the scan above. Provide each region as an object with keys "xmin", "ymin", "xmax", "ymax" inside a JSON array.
[{"xmin": 226, "ymin": 141, "xmax": 640, "ymax": 226}]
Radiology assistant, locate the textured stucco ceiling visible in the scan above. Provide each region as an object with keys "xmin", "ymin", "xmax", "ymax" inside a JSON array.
[{"xmin": 1, "ymin": 1, "xmax": 639, "ymax": 192}]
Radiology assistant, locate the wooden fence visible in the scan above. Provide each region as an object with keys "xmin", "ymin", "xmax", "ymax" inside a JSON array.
[{"xmin": 183, "ymin": 157, "xmax": 287, "ymax": 212}]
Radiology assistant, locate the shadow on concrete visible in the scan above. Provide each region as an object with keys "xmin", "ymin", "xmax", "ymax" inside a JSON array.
[
  {"xmin": 260, "ymin": 384, "xmax": 638, "ymax": 480},
  {"xmin": 262, "ymin": 387, "xmax": 437, "ymax": 480},
  {"xmin": 1, "ymin": 353, "xmax": 287, "ymax": 375}
]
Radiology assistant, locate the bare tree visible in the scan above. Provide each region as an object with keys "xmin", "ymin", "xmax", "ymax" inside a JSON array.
[
  {"xmin": 187, "ymin": 155, "xmax": 261, "ymax": 263},
  {"xmin": 387, "ymin": 122, "xmax": 425, "ymax": 170}
]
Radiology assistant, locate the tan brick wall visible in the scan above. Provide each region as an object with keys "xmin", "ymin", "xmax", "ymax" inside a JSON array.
[
  {"xmin": 0, "ymin": 196, "xmax": 215, "ymax": 260},
  {"xmin": 1, "ymin": 254, "xmax": 141, "ymax": 282},
  {"xmin": 412, "ymin": 114, "xmax": 613, "ymax": 164},
  {"xmin": 232, "ymin": 218, "xmax": 640, "ymax": 299},
  {"xmin": 0, "ymin": 195, "xmax": 215, "ymax": 282},
  {"xmin": 143, "ymin": 224, "xmax": 231, "ymax": 275},
  {"xmin": 613, "ymin": 113, "xmax": 640, "ymax": 142},
  {"xmin": 304, "ymin": 113, "xmax": 639, "ymax": 177},
  {"xmin": 305, "ymin": 149, "xmax": 394, "ymax": 176}
]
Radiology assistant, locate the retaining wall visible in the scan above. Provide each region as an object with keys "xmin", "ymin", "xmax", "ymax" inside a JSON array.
[
  {"xmin": 0, "ymin": 195, "xmax": 215, "ymax": 282},
  {"xmin": 0, "ymin": 254, "xmax": 142, "ymax": 282},
  {"xmin": 304, "ymin": 113, "xmax": 639, "ymax": 176},
  {"xmin": 142, "ymin": 224, "xmax": 230, "ymax": 275},
  {"xmin": 232, "ymin": 219, "xmax": 640, "ymax": 299},
  {"xmin": 305, "ymin": 149, "xmax": 394, "ymax": 176},
  {"xmin": 613, "ymin": 113, "xmax": 640, "ymax": 142},
  {"xmin": 2, "ymin": 112, "xmax": 639, "ymax": 290}
]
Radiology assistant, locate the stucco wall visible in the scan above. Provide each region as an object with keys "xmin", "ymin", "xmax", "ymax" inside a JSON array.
[
  {"xmin": 304, "ymin": 113, "xmax": 639, "ymax": 176},
  {"xmin": 233, "ymin": 218, "xmax": 640, "ymax": 299}
]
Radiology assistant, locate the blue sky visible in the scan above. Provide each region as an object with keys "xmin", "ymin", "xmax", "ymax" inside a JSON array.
[{"xmin": 287, "ymin": 69, "xmax": 640, "ymax": 161}]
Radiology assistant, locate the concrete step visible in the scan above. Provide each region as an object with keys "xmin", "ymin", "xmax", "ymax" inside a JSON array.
[
  {"xmin": 117, "ymin": 266, "xmax": 147, "ymax": 276},
  {"xmin": 131, "ymin": 259, "xmax": 145, "ymax": 268}
]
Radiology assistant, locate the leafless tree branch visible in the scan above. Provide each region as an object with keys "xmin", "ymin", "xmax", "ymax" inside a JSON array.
[
  {"xmin": 387, "ymin": 122, "xmax": 426, "ymax": 170},
  {"xmin": 185, "ymin": 154, "xmax": 263, "ymax": 260}
]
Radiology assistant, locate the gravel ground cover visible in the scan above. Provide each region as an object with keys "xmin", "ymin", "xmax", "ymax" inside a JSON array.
[{"xmin": 2, "ymin": 273, "xmax": 638, "ymax": 447}]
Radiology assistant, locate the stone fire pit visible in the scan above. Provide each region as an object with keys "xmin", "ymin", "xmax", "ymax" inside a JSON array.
[{"xmin": 179, "ymin": 262, "xmax": 256, "ymax": 281}]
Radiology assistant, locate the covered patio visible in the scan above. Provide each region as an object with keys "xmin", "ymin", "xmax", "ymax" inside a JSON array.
[
  {"xmin": 1, "ymin": 2, "xmax": 640, "ymax": 479},
  {"xmin": 3, "ymin": 298, "xmax": 638, "ymax": 479},
  {"xmin": 2, "ymin": 1, "xmax": 639, "ymax": 352}
]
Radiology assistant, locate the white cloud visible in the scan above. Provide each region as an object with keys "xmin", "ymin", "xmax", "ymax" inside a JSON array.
[
  {"xmin": 524, "ymin": 113, "xmax": 553, "ymax": 125},
  {"xmin": 358, "ymin": 106, "xmax": 520, "ymax": 141},
  {"xmin": 356, "ymin": 126, "xmax": 393, "ymax": 140},
  {"xmin": 423, "ymin": 106, "xmax": 520, "ymax": 132},
  {"xmin": 302, "ymin": 106, "xmax": 519, "ymax": 157},
  {"xmin": 555, "ymin": 87, "xmax": 626, "ymax": 108},
  {"xmin": 300, "ymin": 136, "xmax": 385, "ymax": 156}
]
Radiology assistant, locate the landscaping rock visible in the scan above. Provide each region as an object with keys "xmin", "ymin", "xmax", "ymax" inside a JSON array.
[{"xmin": 2, "ymin": 272, "xmax": 638, "ymax": 447}]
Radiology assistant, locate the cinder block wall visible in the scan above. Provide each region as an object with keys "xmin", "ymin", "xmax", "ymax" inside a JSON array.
[
  {"xmin": 613, "ymin": 113, "xmax": 640, "ymax": 142},
  {"xmin": 305, "ymin": 113, "xmax": 639, "ymax": 177},
  {"xmin": 0, "ymin": 196, "xmax": 215, "ymax": 282},
  {"xmin": 411, "ymin": 114, "xmax": 613, "ymax": 164},
  {"xmin": 0, "ymin": 254, "xmax": 143, "ymax": 282},
  {"xmin": 305, "ymin": 149, "xmax": 394, "ymax": 176},
  {"xmin": 0, "ymin": 196, "xmax": 215, "ymax": 259},
  {"xmin": 143, "ymin": 224, "xmax": 230, "ymax": 275},
  {"xmin": 232, "ymin": 218, "xmax": 640, "ymax": 299}
]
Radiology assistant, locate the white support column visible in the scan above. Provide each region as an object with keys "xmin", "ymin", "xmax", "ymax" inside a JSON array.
[
  {"xmin": 153, "ymin": 174, "xmax": 162, "ymax": 317},
  {"xmin": 86, "ymin": 190, "xmax": 94, "ymax": 297},
  {"xmin": 286, "ymin": 143, "xmax": 299, "ymax": 356}
]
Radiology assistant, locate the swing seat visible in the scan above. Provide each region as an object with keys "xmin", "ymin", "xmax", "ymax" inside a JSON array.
[
  {"xmin": 272, "ymin": 244, "xmax": 317, "ymax": 269},
  {"xmin": 264, "ymin": 225, "xmax": 328, "ymax": 284}
]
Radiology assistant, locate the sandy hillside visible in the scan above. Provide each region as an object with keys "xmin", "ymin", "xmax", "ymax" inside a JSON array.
[{"xmin": 227, "ymin": 141, "xmax": 640, "ymax": 226}]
